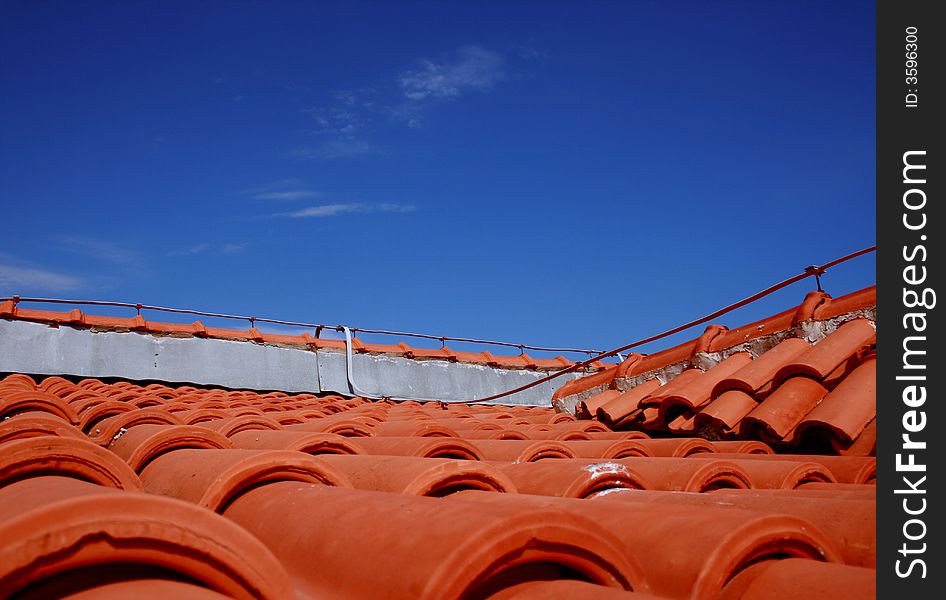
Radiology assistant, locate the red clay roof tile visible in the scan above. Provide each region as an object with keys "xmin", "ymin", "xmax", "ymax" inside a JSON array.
[
  {"xmin": 718, "ymin": 558, "xmax": 875, "ymax": 600},
  {"xmin": 0, "ymin": 389, "xmax": 79, "ymax": 424},
  {"xmin": 553, "ymin": 291, "xmax": 877, "ymax": 456},
  {"xmin": 795, "ymin": 355, "xmax": 876, "ymax": 444},
  {"xmin": 711, "ymin": 338, "xmax": 810, "ymax": 397},
  {"xmin": 771, "ymin": 318, "xmax": 875, "ymax": 386},
  {"xmin": 0, "ymin": 436, "xmax": 142, "ymax": 491},
  {"xmin": 317, "ymin": 454, "xmax": 516, "ymax": 496},
  {"xmin": 597, "ymin": 378, "xmax": 663, "ymax": 425},
  {"xmin": 613, "ymin": 457, "xmax": 752, "ymax": 492},
  {"xmin": 106, "ymin": 424, "xmax": 233, "ymax": 472},
  {"xmin": 0, "ymin": 476, "xmax": 293, "ymax": 599},
  {"xmin": 741, "ymin": 377, "xmax": 829, "ymax": 442},
  {"xmin": 228, "ymin": 429, "xmax": 365, "ymax": 455},
  {"xmin": 0, "ymin": 286, "xmax": 878, "ymax": 597},
  {"xmin": 225, "ymin": 483, "xmax": 642, "ymax": 598},
  {"xmin": 595, "ymin": 490, "xmax": 874, "ymax": 568},
  {"xmin": 139, "ymin": 448, "xmax": 353, "ymax": 511},
  {"xmin": 496, "ymin": 459, "xmax": 648, "ymax": 498},
  {"xmin": 451, "ymin": 490, "xmax": 842, "ymax": 599},
  {"xmin": 0, "ymin": 411, "xmax": 89, "ymax": 444},
  {"xmin": 351, "ymin": 435, "xmax": 484, "ymax": 460}
]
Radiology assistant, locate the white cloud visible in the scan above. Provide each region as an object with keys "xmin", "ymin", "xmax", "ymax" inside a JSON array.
[
  {"xmin": 167, "ymin": 243, "xmax": 210, "ymax": 257},
  {"xmin": 244, "ymin": 179, "xmax": 321, "ymax": 201},
  {"xmin": 398, "ymin": 45, "xmax": 506, "ymax": 101},
  {"xmin": 293, "ymin": 139, "xmax": 380, "ymax": 160},
  {"xmin": 517, "ymin": 42, "xmax": 547, "ymax": 61},
  {"xmin": 386, "ymin": 103, "xmax": 425, "ymax": 128},
  {"xmin": 285, "ymin": 203, "xmax": 366, "ymax": 218},
  {"xmin": 302, "ymin": 89, "xmax": 376, "ymax": 139},
  {"xmin": 167, "ymin": 243, "xmax": 246, "ymax": 257},
  {"xmin": 293, "ymin": 46, "xmax": 505, "ymax": 158},
  {"xmin": 379, "ymin": 203, "xmax": 416, "ymax": 213},
  {"xmin": 244, "ymin": 178, "xmax": 307, "ymax": 193},
  {"xmin": 55, "ymin": 236, "xmax": 140, "ymax": 265},
  {"xmin": 0, "ymin": 263, "xmax": 82, "ymax": 292},
  {"xmin": 280, "ymin": 203, "xmax": 415, "ymax": 218},
  {"xmin": 254, "ymin": 190, "xmax": 321, "ymax": 201}
]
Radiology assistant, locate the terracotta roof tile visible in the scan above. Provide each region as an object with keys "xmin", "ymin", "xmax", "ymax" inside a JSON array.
[
  {"xmin": 228, "ymin": 429, "xmax": 365, "ymax": 455},
  {"xmin": 718, "ymin": 558, "xmax": 875, "ymax": 600},
  {"xmin": 138, "ymin": 448, "xmax": 353, "ymax": 511},
  {"xmin": 0, "ymin": 411, "xmax": 89, "ymax": 444},
  {"xmin": 0, "ymin": 389, "xmax": 79, "ymax": 424},
  {"xmin": 795, "ymin": 355, "xmax": 876, "ymax": 444},
  {"xmin": 610, "ymin": 457, "xmax": 753, "ymax": 492},
  {"xmin": 0, "ymin": 287, "xmax": 877, "ymax": 597},
  {"xmin": 0, "ymin": 436, "xmax": 142, "ymax": 491},
  {"xmin": 317, "ymin": 454, "xmax": 517, "ymax": 496},
  {"xmin": 496, "ymin": 459, "xmax": 649, "ymax": 498},
  {"xmin": 106, "ymin": 423, "xmax": 233, "ymax": 472},
  {"xmin": 555, "ymin": 287, "xmax": 876, "ymax": 456},
  {"xmin": 225, "ymin": 483, "xmax": 643, "ymax": 598},
  {"xmin": 771, "ymin": 318, "xmax": 875, "ymax": 385},
  {"xmin": 692, "ymin": 456, "xmax": 836, "ymax": 489},
  {"xmin": 0, "ymin": 476, "xmax": 294, "ymax": 598},
  {"xmin": 741, "ymin": 376, "xmax": 830, "ymax": 441},
  {"xmin": 597, "ymin": 378, "xmax": 663, "ymax": 425},
  {"xmin": 352, "ymin": 435, "xmax": 484, "ymax": 460},
  {"xmin": 490, "ymin": 579, "xmax": 667, "ymax": 599},
  {"xmin": 449, "ymin": 490, "xmax": 842, "ymax": 599},
  {"xmin": 711, "ymin": 337, "xmax": 810, "ymax": 396},
  {"xmin": 594, "ymin": 491, "xmax": 874, "ymax": 568}
]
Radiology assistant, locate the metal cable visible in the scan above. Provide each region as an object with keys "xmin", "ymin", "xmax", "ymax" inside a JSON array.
[
  {"xmin": 0, "ymin": 297, "xmax": 603, "ymax": 357},
  {"xmin": 457, "ymin": 244, "xmax": 876, "ymax": 404},
  {"xmin": 3, "ymin": 245, "xmax": 875, "ymax": 405}
]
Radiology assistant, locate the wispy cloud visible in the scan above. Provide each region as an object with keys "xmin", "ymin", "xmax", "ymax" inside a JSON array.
[
  {"xmin": 243, "ymin": 179, "xmax": 322, "ymax": 201},
  {"xmin": 293, "ymin": 139, "xmax": 380, "ymax": 160},
  {"xmin": 55, "ymin": 236, "xmax": 140, "ymax": 266},
  {"xmin": 278, "ymin": 203, "xmax": 416, "ymax": 218},
  {"xmin": 296, "ymin": 89, "xmax": 382, "ymax": 160},
  {"xmin": 285, "ymin": 203, "xmax": 365, "ymax": 218},
  {"xmin": 398, "ymin": 45, "xmax": 506, "ymax": 101},
  {"xmin": 244, "ymin": 178, "xmax": 305, "ymax": 193},
  {"xmin": 303, "ymin": 89, "xmax": 373, "ymax": 136},
  {"xmin": 254, "ymin": 190, "xmax": 322, "ymax": 201},
  {"xmin": 167, "ymin": 243, "xmax": 210, "ymax": 257},
  {"xmin": 295, "ymin": 46, "xmax": 507, "ymax": 156},
  {"xmin": 378, "ymin": 203, "xmax": 417, "ymax": 213},
  {"xmin": 167, "ymin": 243, "xmax": 246, "ymax": 257},
  {"xmin": 0, "ymin": 262, "xmax": 82, "ymax": 292},
  {"xmin": 517, "ymin": 41, "xmax": 547, "ymax": 62}
]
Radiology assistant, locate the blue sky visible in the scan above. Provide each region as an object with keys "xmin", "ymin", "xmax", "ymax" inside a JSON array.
[{"xmin": 0, "ymin": 1, "xmax": 875, "ymax": 359}]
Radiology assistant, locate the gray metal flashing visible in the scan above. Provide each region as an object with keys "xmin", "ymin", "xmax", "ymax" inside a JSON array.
[
  {"xmin": 317, "ymin": 348, "xmax": 577, "ymax": 406},
  {"xmin": 0, "ymin": 319, "xmax": 576, "ymax": 406},
  {"xmin": 0, "ymin": 319, "xmax": 320, "ymax": 393}
]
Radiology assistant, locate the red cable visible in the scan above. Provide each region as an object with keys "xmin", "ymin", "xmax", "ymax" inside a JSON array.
[
  {"xmin": 462, "ymin": 245, "xmax": 876, "ymax": 403},
  {"xmin": 1, "ymin": 245, "xmax": 875, "ymax": 404}
]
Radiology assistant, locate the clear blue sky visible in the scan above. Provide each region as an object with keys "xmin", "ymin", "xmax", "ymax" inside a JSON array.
[{"xmin": 1, "ymin": 1, "xmax": 875, "ymax": 358}]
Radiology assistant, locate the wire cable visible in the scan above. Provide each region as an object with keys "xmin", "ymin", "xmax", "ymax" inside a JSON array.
[{"xmin": 457, "ymin": 245, "xmax": 875, "ymax": 404}]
